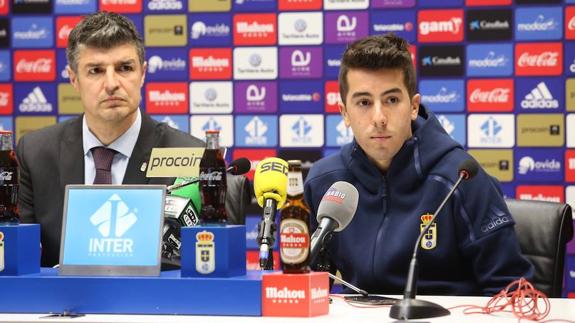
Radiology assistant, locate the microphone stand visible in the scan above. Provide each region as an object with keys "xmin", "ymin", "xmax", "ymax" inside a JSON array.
[
  {"xmin": 258, "ymin": 199, "xmax": 277, "ymax": 270},
  {"xmin": 389, "ymin": 174, "xmax": 467, "ymax": 320}
]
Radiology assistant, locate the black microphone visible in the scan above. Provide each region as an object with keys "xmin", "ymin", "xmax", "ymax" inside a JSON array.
[
  {"xmin": 389, "ymin": 159, "xmax": 479, "ymax": 320},
  {"xmin": 309, "ymin": 181, "xmax": 359, "ymax": 263},
  {"xmin": 166, "ymin": 157, "xmax": 251, "ymax": 192}
]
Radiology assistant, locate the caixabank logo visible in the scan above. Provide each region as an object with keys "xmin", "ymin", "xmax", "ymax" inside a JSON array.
[
  {"xmin": 56, "ymin": 16, "xmax": 82, "ymax": 49},
  {"xmin": 324, "ymin": 11, "xmax": 368, "ymax": 44},
  {"xmin": 280, "ymin": 80, "xmax": 323, "ymax": 113},
  {"xmin": 12, "ymin": 0, "xmax": 52, "ymax": 14},
  {"xmin": 516, "ymin": 148, "xmax": 563, "ymax": 183},
  {"xmin": 14, "ymin": 50, "xmax": 56, "ymax": 82},
  {"xmin": 467, "ymin": 114, "xmax": 514, "ymax": 148},
  {"xmin": 234, "ymin": 115, "xmax": 278, "ymax": 147},
  {"xmin": 325, "ymin": 115, "xmax": 353, "ymax": 147},
  {"xmin": 371, "ymin": 10, "xmax": 415, "ymax": 42},
  {"xmin": 278, "ymin": 12, "xmax": 323, "ymax": 45},
  {"xmin": 419, "ymin": 45, "xmax": 464, "ymax": 77},
  {"xmin": 516, "ymin": 78, "xmax": 563, "ymax": 112},
  {"xmin": 467, "ymin": 79, "xmax": 513, "ymax": 112},
  {"xmin": 233, "ymin": 13, "xmax": 276, "ymax": 46},
  {"xmin": 419, "ymin": 79, "xmax": 464, "ymax": 112},
  {"xmin": 466, "ymin": 44, "xmax": 512, "ymax": 77},
  {"xmin": 418, "ymin": 10, "xmax": 464, "ymax": 43},
  {"xmin": 515, "ymin": 7, "xmax": 563, "ymax": 41},
  {"xmin": 189, "ymin": 81, "xmax": 233, "ymax": 114},
  {"xmin": 11, "ymin": 17, "xmax": 53, "ymax": 48},
  {"xmin": 145, "ymin": 82, "xmax": 188, "ymax": 114},
  {"xmin": 234, "ymin": 81, "xmax": 277, "ymax": 114},
  {"xmin": 278, "ymin": 0, "xmax": 321, "ymax": 11},
  {"xmin": 280, "ymin": 114, "xmax": 324, "ymax": 147},
  {"xmin": 14, "ymin": 83, "xmax": 56, "ymax": 115},
  {"xmin": 515, "ymin": 42, "xmax": 562, "ymax": 76},
  {"xmin": 466, "ymin": 9, "xmax": 512, "ymax": 42},
  {"xmin": 436, "ymin": 114, "xmax": 466, "ymax": 146},
  {"xmin": 0, "ymin": 83, "xmax": 13, "ymax": 115},
  {"xmin": 189, "ymin": 14, "xmax": 231, "ymax": 47},
  {"xmin": 189, "ymin": 48, "xmax": 232, "ymax": 80},
  {"xmin": 54, "ymin": 0, "xmax": 97, "ymax": 14},
  {"xmin": 146, "ymin": 48, "xmax": 187, "ymax": 81},
  {"xmin": 516, "ymin": 185, "xmax": 564, "ymax": 203},
  {"xmin": 279, "ymin": 47, "xmax": 323, "ymax": 79},
  {"xmin": 371, "ymin": 0, "xmax": 415, "ymax": 8},
  {"xmin": 517, "ymin": 114, "xmax": 564, "ymax": 147},
  {"xmin": 0, "ymin": 18, "xmax": 9, "ymax": 49},
  {"xmin": 145, "ymin": 0, "xmax": 185, "ymax": 12},
  {"xmin": 233, "ymin": 47, "xmax": 277, "ymax": 80},
  {"xmin": 99, "ymin": 0, "xmax": 142, "ymax": 13}
]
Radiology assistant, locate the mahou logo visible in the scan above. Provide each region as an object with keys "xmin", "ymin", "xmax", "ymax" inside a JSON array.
[
  {"xmin": 234, "ymin": 14, "xmax": 277, "ymax": 46},
  {"xmin": 14, "ymin": 50, "xmax": 56, "ymax": 82},
  {"xmin": 56, "ymin": 16, "xmax": 82, "ymax": 48},
  {"xmin": 324, "ymin": 81, "xmax": 340, "ymax": 113},
  {"xmin": 467, "ymin": 79, "xmax": 513, "ymax": 112},
  {"xmin": 418, "ymin": 10, "xmax": 464, "ymax": 43},
  {"xmin": 516, "ymin": 185, "xmax": 564, "ymax": 203},
  {"xmin": 99, "ymin": 0, "xmax": 142, "ymax": 13},
  {"xmin": 0, "ymin": 84, "xmax": 13, "ymax": 115},
  {"xmin": 566, "ymin": 7, "xmax": 575, "ymax": 40},
  {"xmin": 145, "ymin": 82, "xmax": 188, "ymax": 114},
  {"xmin": 515, "ymin": 43, "xmax": 562, "ymax": 76},
  {"xmin": 189, "ymin": 48, "xmax": 232, "ymax": 80}
]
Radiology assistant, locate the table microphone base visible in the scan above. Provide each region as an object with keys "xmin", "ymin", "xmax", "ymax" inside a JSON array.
[{"xmin": 389, "ymin": 298, "xmax": 450, "ymax": 320}]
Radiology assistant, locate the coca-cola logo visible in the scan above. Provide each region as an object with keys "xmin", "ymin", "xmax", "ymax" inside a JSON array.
[
  {"xmin": 16, "ymin": 59, "xmax": 52, "ymax": 73},
  {"xmin": 58, "ymin": 24, "xmax": 74, "ymax": 40},
  {"xmin": 569, "ymin": 17, "xmax": 575, "ymax": 31},
  {"xmin": 517, "ymin": 52, "xmax": 558, "ymax": 67},
  {"xmin": 470, "ymin": 88, "xmax": 510, "ymax": 103},
  {"xmin": 199, "ymin": 171, "xmax": 223, "ymax": 181}
]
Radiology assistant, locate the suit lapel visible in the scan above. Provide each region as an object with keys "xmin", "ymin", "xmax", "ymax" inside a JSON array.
[
  {"xmin": 60, "ymin": 117, "xmax": 85, "ymax": 186},
  {"xmin": 123, "ymin": 113, "xmax": 156, "ymax": 184}
]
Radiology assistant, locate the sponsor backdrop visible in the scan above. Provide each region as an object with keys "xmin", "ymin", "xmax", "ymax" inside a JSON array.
[{"xmin": 1, "ymin": 0, "xmax": 575, "ymax": 295}]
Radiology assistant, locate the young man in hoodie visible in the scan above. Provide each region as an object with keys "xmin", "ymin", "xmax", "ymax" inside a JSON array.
[{"xmin": 303, "ymin": 34, "xmax": 533, "ymax": 296}]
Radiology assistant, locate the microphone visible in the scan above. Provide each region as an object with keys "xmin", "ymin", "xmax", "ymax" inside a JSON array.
[
  {"xmin": 389, "ymin": 159, "xmax": 480, "ymax": 320},
  {"xmin": 166, "ymin": 158, "xmax": 252, "ymax": 192},
  {"xmin": 309, "ymin": 181, "xmax": 359, "ymax": 263},
  {"xmin": 253, "ymin": 157, "xmax": 289, "ymax": 270}
]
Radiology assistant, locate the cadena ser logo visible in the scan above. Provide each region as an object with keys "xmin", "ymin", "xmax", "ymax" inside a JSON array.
[
  {"xmin": 467, "ymin": 79, "xmax": 514, "ymax": 112},
  {"xmin": 189, "ymin": 48, "xmax": 232, "ymax": 80},
  {"xmin": 14, "ymin": 50, "xmax": 56, "ymax": 82},
  {"xmin": 233, "ymin": 13, "xmax": 277, "ymax": 46},
  {"xmin": 145, "ymin": 82, "xmax": 188, "ymax": 114},
  {"xmin": 56, "ymin": 16, "xmax": 83, "ymax": 48},
  {"xmin": 515, "ymin": 42, "xmax": 562, "ymax": 76},
  {"xmin": 89, "ymin": 194, "xmax": 138, "ymax": 256},
  {"xmin": 418, "ymin": 10, "xmax": 464, "ymax": 43}
]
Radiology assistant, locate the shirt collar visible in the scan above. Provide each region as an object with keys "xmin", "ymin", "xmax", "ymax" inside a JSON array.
[{"xmin": 82, "ymin": 109, "xmax": 142, "ymax": 158}]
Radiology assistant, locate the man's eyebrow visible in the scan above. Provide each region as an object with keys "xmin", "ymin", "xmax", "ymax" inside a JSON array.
[
  {"xmin": 83, "ymin": 59, "xmax": 137, "ymax": 68},
  {"xmin": 350, "ymin": 88, "xmax": 403, "ymax": 99}
]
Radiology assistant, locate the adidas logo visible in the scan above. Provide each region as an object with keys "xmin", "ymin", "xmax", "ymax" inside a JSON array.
[
  {"xmin": 521, "ymin": 82, "xmax": 558, "ymax": 109},
  {"xmin": 19, "ymin": 86, "xmax": 52, "ymax": 112}
]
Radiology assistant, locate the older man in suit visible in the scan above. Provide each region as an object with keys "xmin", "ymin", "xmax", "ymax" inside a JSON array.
[{"xmin": 16, "ymin": 12, "xmax": 248, "ymax": 267}]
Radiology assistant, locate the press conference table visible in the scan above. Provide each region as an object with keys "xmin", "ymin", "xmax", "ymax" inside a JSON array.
[{"xmin": 0, "ymin": 295, "xmax": 573, "ymax": 323}]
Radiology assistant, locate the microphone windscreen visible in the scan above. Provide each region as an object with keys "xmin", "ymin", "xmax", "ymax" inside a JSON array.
[
  {"xmin": 230, "ymin": 157, "xmax": 251, "ymax": 175},
  {"xmin": 458, "ymin": 159, "xmax": 480, "ymax": 180},
  {"xmin": 170, "ymin": 177, "xmax": 201, "ymax": 213},
  {"xmin": 317, "ymin": 181, "xmax": 359, "ymax": 232},
  {"xmin": 253, "ymin": 157, "xmax": 289, "ymax": 208}
]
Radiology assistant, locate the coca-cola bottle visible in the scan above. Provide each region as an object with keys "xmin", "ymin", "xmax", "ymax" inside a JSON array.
[
  {"xmin": 0, "ymin": 131, "xmax": 18, "ymax": 224},
  {"xmin": 279, "ymin": 160, "xmax": 310, "ymax": 273},
  {"xmin": 198, "ymin": 130, "xmax": 227, "ymax": 224}
]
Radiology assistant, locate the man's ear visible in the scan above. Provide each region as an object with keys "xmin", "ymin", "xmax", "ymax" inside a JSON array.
[
  {"xmin": 411, "ymin": 93, "xmax": 420, "ymax": 121},
  {"xmin": 140, "ymin": 62, "xmax": 147, "ymax": 87},
  {"xmin": 67, "ymin": 66, "xmax": 79, "ymax": 92},
  {"xmin": 339, "ymin": 100, "xmax": 350, "ymax": 127}
]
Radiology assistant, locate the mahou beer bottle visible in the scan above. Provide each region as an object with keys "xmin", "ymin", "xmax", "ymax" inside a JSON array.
[
  {"xmin": 199, "ymin": 130, "xmax": 227, "ymax": 224},
  {"xmin": 0, "ymin": 131, "xmax": 18, "ymax": 224},
  {"xmin": 279, "ymin": 160, "xmax": 311, "ymax": 273}
]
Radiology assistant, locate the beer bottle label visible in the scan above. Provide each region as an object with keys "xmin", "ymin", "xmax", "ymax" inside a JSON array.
[
  {"xmin": 279, "ymin": 218, "xmax": 309, "ymax": 264},
  {"xmin": 0, "ymin": 232, "xmax": 4, "ymax": 272}
]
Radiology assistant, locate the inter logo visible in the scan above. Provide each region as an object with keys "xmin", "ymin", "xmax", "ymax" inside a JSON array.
[{"xmin": 88, "ymin": 194, "xmax": 137, "ymax": 256}]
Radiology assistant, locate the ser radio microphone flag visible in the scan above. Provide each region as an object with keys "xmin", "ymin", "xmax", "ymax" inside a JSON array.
[
  {"xmin": 390, "ymin": 159, "xmax": 479, "ymax": 320},
  {"xmin": 253, "ymin": 157, "xmax": 289, "ymax": 270},
  {"xmin": 309, "ymin": 181, "xmax": 359, "ymax": 263}
]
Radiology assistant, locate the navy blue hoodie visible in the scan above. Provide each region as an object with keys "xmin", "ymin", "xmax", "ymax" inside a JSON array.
[{"xmin": 304, "ymin": 106, "xmax": 533, "ymax": 296}]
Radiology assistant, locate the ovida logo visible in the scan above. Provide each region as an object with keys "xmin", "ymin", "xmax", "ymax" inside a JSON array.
[
  {"xmin": 190, "ymin": 21, "xmax": 229, "ymax": 39},
  {"xmin": 148, "ymin": 55, "xmax": 186, "ymax": 74},
  {"xmin": 202, "ymin": 117, "xmax": 222, "ymax": 132},
  {"xmin": 336, "ymin": 15, "xmax": 357, "ymax": 33},
  {"xmin": 518, "ymin": 52, "xmax": 558, "ymax": 67},
  {"xmin": 521, "ymin": 82, "xmax": 558, "ymax": 109},
  {"xmin": 437, "ymin": 115, "xmax": 455, "ymax": 136},
  {"xmin": 291, "ymin": 117, "xmax": 312, "ymax": 143},
  {"xmin": 19, "ymin": 86, "xmax": 52, "ymax": 112},
  {"xmin": 470, "ymin": 88, "xmax": 510, "ymax": 103},
  {"xmin": 336, "ymin": 119, "xmax": 352, "ymax": 145},
  {"xmin": 518, "ymin": 156, "xmax": 560, "ymax": 175},
  {"xmin": 245, "ymin": 116, "xmax": 268, "ymax": 145},
  {"xmin": 570, "ymin": 59, "xmax": 575, "ymax": 73},
  {"xmin": 517, "ymin": 15, "xmax": 558, "ymax": 32},
  {"xmin": 148, "ymin": 0, "xmax": 183, "ymax": 10},
  {"xmin": 14, "ymin": 24, "xmax": 48, "ymax": 40},
  {"xmin": 470, "ymin": 19, "xmax": 509, "ymax": 30},
  {"xmin": 421, "ymin": 87, "xmax": 459, "ymax": 104},
  {"xmin": 246, "ymin": 85, "xmax": 266, "ymax": 103},
  {"xmin": 480, "ymin": 117, "xmax": 502, "ymax": 144},
  {"xmin": 420, "ymin": 18, "xmax": 462, "ymax": 35},
  {"xmin": 88, "ymin": 194, "xmax": 137, "ymax": 256},
  {"xmin": 469, "ymin": 51, "xmax": 508, "ymax": 68}
]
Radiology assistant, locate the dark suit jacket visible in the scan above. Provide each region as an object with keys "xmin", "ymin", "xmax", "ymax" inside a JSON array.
[{"xmin": 16, "ymin": 113, "xmax": 250, "ymax": 267}]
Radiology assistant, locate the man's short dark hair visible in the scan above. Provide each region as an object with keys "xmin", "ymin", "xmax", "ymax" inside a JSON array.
[
  {"xmin": 338, "ymin": 33, "xmax": 416, "ymax": 104},
  {"xmin": 66, "ymin": 11, "xmax": 145, "ymax": 73}
]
